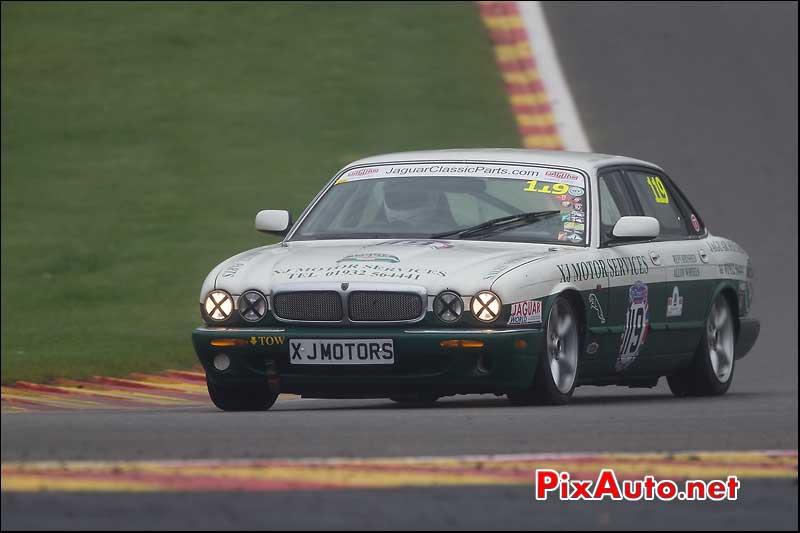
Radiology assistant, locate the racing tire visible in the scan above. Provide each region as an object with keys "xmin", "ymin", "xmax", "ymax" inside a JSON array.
[
  {"xmin": 206, "ymin": 379, "xmax": 279, "ymax": 411},
  {"xmin": 667, "ymin": 292, "xmax": 735, "ymax": 397},
  {"xmin": 508, "ymin": 295, "xmax": 580, "ymax": 406}
]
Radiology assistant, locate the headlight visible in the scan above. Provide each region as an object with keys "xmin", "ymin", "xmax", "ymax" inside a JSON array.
[
  {"xmin": 471, "ymin": 291, "xmax": 501, "ymax": 322},
  {"xmin": 433, "ymin": 291, "xmax": 463, "ymax": 323},
  {"xmin": 238, "ymin": 290, "xmax": 268, "ymax": 322},
  {"xmin": 204, "ymin": 290, "xmax": 234, "ymax": 321}
]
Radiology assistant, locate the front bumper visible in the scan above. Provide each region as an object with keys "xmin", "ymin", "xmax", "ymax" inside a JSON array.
[{"xmin": 192, "ymin": 326, "xmax": 542, "ymax": 397}]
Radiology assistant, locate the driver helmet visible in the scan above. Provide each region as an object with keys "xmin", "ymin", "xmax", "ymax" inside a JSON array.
[{"xmin": 382, "ymin": 181, "xmax": 443, "ymax": 225}]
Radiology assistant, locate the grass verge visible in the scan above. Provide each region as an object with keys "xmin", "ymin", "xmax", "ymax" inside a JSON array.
[{"xmin": 1, "ymin": 1, "xmax": 518, "ymax": 383}]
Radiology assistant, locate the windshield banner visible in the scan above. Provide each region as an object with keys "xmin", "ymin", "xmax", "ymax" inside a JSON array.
[{"xmin": 338, "ymin": 163, "xmax": 585, "ymax": 187}]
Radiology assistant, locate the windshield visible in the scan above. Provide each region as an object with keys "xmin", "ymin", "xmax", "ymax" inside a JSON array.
[{"xmin": 291, "ymin": 164, "xmax": 588, "ymax": 245}]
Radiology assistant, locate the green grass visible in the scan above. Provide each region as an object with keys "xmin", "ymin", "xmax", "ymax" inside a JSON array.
[{"xmin": 1, "ymin": 1, "xmax": 519, "ymax": 383}]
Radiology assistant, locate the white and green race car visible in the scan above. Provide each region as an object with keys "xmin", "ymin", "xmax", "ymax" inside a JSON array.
[{"xmin": 193, "ymin": 149, "xmax": 759, "ymax": 411}]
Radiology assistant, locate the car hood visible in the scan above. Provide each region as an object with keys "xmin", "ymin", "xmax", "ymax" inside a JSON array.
[{"xmin": 209, "ymin": 239, "xmax": 578, "ymax": 298}]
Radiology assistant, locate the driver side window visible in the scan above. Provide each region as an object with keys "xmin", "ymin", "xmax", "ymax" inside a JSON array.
[{"xmin": 598, "ymin": 170, "xmax": 635, "ymax": 246}]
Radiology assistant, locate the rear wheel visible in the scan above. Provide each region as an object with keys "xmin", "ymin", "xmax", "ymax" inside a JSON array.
[
  {"xmin": 206, "ymin": 379, "xmax": 278, "ymax": 411},
  {"xmin": 508, "ymin": 295, "xmax": 580, "ymax": 405},
  {"xmin": 667, "ymin": 293, "xmax": 735, "ymax": 397}
]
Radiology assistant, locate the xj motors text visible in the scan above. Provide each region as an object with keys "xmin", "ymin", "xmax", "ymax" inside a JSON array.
[{"xmin": 192, "ymin": 149, "xmax": 759, "ymax": 411}]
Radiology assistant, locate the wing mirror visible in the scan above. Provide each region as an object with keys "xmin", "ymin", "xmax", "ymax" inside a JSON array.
[
  {"xmin": 609, "ymin": 216, "xmax": 660, "ymax": 241},
  {"xmin": 255, "ymin": 210, "xmax": 293, "ymax": 236}
]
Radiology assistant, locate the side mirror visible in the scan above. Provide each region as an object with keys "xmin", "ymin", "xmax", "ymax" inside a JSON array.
[
  {"xmin": 610, "ymin": 216, "xmax": 660, "ymax": 241},
  {"xmin": 255, "ymin": 210, "xmax": 292, "ymax": 236}
]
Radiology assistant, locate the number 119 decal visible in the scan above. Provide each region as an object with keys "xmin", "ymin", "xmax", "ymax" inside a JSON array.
[{"xmin": 616, "ymin": 282, "xmax": 650, "ymax": 371}]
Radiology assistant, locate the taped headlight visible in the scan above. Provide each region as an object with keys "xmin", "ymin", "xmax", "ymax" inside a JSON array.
[
  {"xmin": 433, "ymin": 291, "xmax": 463, "ymax": 323},
  {"xmin": 471, "ymin": 291, "xmax": 501, "ymax": 322},
  {"xmin": 204, "ymin": 290, "xmax": 234, "ymax": 321},
  {"xmin": 238, "ymin": 290, "xmax": 268, "ymax": 322}
]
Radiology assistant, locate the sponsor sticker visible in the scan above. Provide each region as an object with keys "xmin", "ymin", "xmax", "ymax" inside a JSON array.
[
  {"xmin": 249, "ymin": 336, "xmax": 285, "ymax": 347},
  {"xmin": 523, "ymin": 180, "xmax": 572, "ymax": 195},
  {"xmin": 374, "ymin": 239, "xmax": 453, "ymax": 249},
  {"xmin": 616, "ymin": 282, "xmax": 650, "ymax": 371},
  {"xmin": 646, "ymin": 176, "xmax": 670, "ymax": 204},
  {"xmin": 557, "ymin": 256, "xmax": 650, "ymax": 283},
  {"xmin": 666, "ymin": 286, "xmax": 684, "ymax": 318},
  {"xmin": 545, "ymin": 170, "xmax": 582, "ymax": 182},
  {"xmin": 274, "ymin": 264, "xmax": 447, "ymax": 281},
  {"xmin": 690, "ymin": 214, "xmax": 701, "ymax": 232},
  {"xmin": 719, "ymin": 263, "xmax": 746, "ymax": 276},
  {"xmin": 568, "ymin": 187, "xmax": 584, "ymax": 197},
  {"xmin": 220, "ymin": 250, "xmax": 264, "ymax": 278},
  {"xmin": 338, "ymin": 164, "xmax": 586, "ymax": 186},
  {"xmin": 588, "ymin": 293, "xmax": 606, "ymax": 323},
  {"xmin": 558, "ymin": 232, "xmax": 584, "ymax": 243},
  {"xmin": 508, "ymin": 299, "xmax": 543, "ymax": 325},
  {"xmin": 336, "ymin": 253, "xmax": 400, "ymax": 263},
  {"xmin": 345, "ymin": 167, "xmax": 380, "ymax": 178},
  {"xmin": 674, "ymin": 266, "xmax": 701, "ymax": 278},
  {"xmin": 707, "ymin": 239, "xmax": 742, "ymax": 253},
  {"xmin": 481, "ymin": 255, "xmax": 545, "ymax": 281},
  {"xmin": 673, "ymin": 254, "xmax": 698, "ymax": 264}
]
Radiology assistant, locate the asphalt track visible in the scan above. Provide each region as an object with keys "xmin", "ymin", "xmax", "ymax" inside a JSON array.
[{"xmin": 2, "ymin": 2, "xmax": 798, "ymax": 530}]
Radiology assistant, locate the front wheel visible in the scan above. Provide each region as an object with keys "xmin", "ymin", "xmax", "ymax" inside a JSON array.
[
  {"xmin": 667, "ymin": 292, "xmax": 736, "ymax": 397},
  {"xmin": 508, "ymin": 295, "xmax": 580, "ymax": 405},
  {"xmin": 206, "ymin": 379, "xmax": 279, "ymax": 411}
]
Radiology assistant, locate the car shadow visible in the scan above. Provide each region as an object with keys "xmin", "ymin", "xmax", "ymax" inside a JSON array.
[{"xmin": 272, "ymin": 390, "xmax": 768, "ymax": 412}]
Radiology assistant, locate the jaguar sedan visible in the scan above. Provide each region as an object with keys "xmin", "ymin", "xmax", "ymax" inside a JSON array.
[{"xmin": 192, "ymin": 149, "xmax": 759, "ymax": 411}]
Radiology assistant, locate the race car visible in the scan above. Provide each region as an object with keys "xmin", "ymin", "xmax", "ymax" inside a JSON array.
[{"xmin": 192, "ymin": 149, "xmax": 759, "ymax": 411}]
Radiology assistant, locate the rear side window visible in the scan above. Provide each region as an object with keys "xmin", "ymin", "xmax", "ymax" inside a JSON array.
[
  {"xmin": 625, "ymin": 170, "xmax": 690, "ymax": 239},
  {"xmin": 666, "ymin": 178, "xmax": 707, "ymax": 236}
]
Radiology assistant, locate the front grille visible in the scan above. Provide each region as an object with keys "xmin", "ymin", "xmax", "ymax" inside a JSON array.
[
  {"xmin": 272, "ymin": 291, "xmax": 343, "ymax": 321},
  {"xmin": 348, "ymin": 291, "xmax": 424, "ymax": 322}
]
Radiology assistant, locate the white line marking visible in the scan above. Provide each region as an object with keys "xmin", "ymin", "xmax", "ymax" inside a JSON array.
[
  {"xmin": 7, "ymin": 450, "xmax": 795, "ymax": 469},
  {"xmin": 518, "ymin": 1, "xmax": 592, "ymax": 151}
]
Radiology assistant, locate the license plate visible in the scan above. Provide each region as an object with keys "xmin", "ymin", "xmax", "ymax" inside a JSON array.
[{"xmin": 288, "ymin": 339, "xmax": 394, "ymax": 365}]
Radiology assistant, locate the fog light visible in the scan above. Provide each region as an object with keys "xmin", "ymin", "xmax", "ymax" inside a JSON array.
[{"xmin": 213, "ymin": 353, "xmax": 231, "ymax": 371}]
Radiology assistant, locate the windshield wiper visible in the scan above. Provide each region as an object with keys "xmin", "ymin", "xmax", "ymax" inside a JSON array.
[{"xmin": 432, "ymin": 210, "xmax": 560, "ymax": 240}]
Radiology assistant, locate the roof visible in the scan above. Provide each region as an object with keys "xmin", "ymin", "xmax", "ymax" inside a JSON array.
[{"xmin": 346, "ymin": 148, "xmax": 663, "ymax": 175}]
